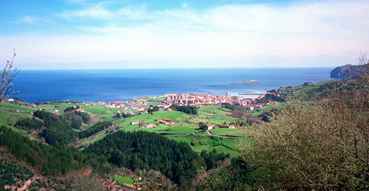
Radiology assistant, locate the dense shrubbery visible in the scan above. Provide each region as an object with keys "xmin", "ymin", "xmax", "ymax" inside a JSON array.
[
  {"xmin": 221, "ymin": 103, "xmax": 248, "ymax": 113},
  {"xmin": 0, "ymin": 150, "xmax": 35, "ymax": 186},
  {"xmin": 84, "ymin": 131, "xmax": 200, "ymax": 189},
  {"xmin": 74, "ymin": 111, "xmax": 90, "ymax": 123},
  {"xmin": 197, "ymin": 157, "xmax": 256, "ymax": 190},
  {"xmin": 200, "ymin": 149, "xmax": 229, "ymax": 170},
  {"xmin": 170, "ymin": 105, "xmax": 198, "ymax": 115},
  {"xmin": 33, "ymin": 110, "xmax": 97, "ymax": 145},
  {"xmin": 122, "ymin": 113, "xmax": 133, "ymax": 118},
  {"xmin": 83, "ymin": 131, "xmax": 229, "ymax": 190},
  {"xmin": 64, "ymin": 106, "xmax": 77, "ymax": 113},
  {"xmin": 0, "ymin": 125, "xmax": 106, "ymax": 176},
  {"xmin": 240, "ymin": 59, "xmax": 369, "ymax": 190},
  {"xmin": 147, "ymin": 106, "xmax": 159, "ymax": 114},
  {"xmin": 15, "ymin": 117, "xmax": 44, "ymax": 130},
  {"xmin": 256, "ymin": 94, "xmax": 285, "ymax": 104}
]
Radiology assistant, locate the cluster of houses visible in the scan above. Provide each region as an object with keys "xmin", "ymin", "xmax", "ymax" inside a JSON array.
[
  {"xmin": 163, "ymin": 92, "xmax": 279, "ymax": 110},
  {"xmin": 13, "ymin": 91, "xmax": 280, "ymax": 114},
  {"xmin": 131, "ymin": 118, "xmax": 175, "ymax": 128},
  {"xmin": 155, "ymin": 118, "xmax": 175, "ymax": 125}
]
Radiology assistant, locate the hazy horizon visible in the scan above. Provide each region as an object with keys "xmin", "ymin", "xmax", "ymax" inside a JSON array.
[
  {"xmin": 18, "ymin": 66, "xmax": 336, "ymax": 71},
  {"xmin": 2, "ymin": 0, "xmax": 368, "ymax": 70}
]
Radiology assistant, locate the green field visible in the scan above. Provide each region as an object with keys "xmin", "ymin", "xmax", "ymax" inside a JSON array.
[
  {"xmin": 0, "ymin": 102, "xmax": 35, "ymax": 134},
  {"xmin": 137, "ymin": 124, "xmax": 207, "ymax": 134},
  {"xmin": 114, "ymin": 176, "xmax": 134, "ymax": 184},
  {"xmin": 210, "ymin": 128, "xmax": 248, "ymax": 137},
  {"xmin": 37, "ymin": 102, "xmax": 74, "ymax": 112},
  {"xmin": 1, "ymin": 101, "xmax": 249, "ymax": 157},
  {"xmin": 0, "ymin": 101, "xmax": 36, "ymax": 113},
  {"xmin": 84, "ymin": 106, "xmax": 122, "ymax": 122},
  {"xmin": 166, "ymin": 135, "xmax": 244, "ymax": 157}
]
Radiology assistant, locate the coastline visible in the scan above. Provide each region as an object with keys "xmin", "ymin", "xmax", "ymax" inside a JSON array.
[{"xmin": 12, "ymin": 68, "xmax": 333, "ymax": 103}]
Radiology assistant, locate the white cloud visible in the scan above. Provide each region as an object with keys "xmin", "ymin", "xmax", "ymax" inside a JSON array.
[
  {"xmin": 18, "ymin": 16, "xmax": 41, "ymax": 24},
  {"xmin": 2, "ymin": 0, "xmax": 369, "ymax": 69},
  {"xmin": 59, "ymin": 5, "xmax": 112, "ymax": 20},
  {"xmin": 182, "ymin": 2, "xmax": 189, "ymax": 8}
]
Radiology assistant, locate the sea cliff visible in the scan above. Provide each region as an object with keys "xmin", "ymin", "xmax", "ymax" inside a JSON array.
[{"xmin": 330, "ymin": 64, "xmax": 368, "ymax": 79}]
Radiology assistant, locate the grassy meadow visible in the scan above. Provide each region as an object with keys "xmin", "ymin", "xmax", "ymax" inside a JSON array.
[{"xmin": 1, "ymin": 98, "xmax": 251, "ymax": 157}]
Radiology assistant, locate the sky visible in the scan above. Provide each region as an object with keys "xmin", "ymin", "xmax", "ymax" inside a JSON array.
[{"xmin": 1, "ymin": 0, "xmax": 368, "ymax": 69}]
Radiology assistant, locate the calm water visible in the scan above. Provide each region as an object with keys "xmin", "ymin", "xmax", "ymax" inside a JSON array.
[{"xmin": 11, "ymin": 68, "xmax": 334, "ymax": 103}]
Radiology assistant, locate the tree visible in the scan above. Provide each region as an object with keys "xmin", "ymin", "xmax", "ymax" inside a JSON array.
[
  {"xmin": 199, "ymin": 122, "xmax": 207, "ymax": 131},
  {"xmin": 240, "ymin": 54, "xmax": 369, "ymax": 190},
  {"xmin": 1, "ymin": 49, "xmax": 20, "ymax": 103}
]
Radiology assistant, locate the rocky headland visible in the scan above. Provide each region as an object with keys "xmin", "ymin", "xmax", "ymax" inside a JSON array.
[{"xmin": 330, "ymin": 64, "xmax": 368, "ymax": 79}]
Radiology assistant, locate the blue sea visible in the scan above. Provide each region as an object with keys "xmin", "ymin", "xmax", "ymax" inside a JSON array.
[{"xmin": 12, "ymin": 68, "xmax": 334, "ymax": 103}]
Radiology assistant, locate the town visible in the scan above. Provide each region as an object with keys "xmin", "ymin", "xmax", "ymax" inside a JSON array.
[
  {"xmin": 9, "ymin": 91, "xmax": 281, "ymax": 114},
  {"xmin": 65, "ymin": 91, "xmax": 281, "ymax": 112}
]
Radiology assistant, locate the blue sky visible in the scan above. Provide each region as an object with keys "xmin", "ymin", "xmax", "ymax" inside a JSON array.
[{"xmin": 1, "ymin": 0, "xmax": 368, "ymax": 69}]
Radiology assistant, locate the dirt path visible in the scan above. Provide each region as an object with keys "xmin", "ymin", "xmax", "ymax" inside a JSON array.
[
  {"xmin": 91, "ymin": 136, "xmax": 99, "ymax": 143},
  {"xmin": 18, "ymin": 179, "xmax": 32, "ymax": 191}
]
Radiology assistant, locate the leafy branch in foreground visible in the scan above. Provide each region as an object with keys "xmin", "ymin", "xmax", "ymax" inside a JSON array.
[
  {"xmin": 240, "ymin": 54, "xmax": 369, "ymax": 190},
  {"xmin": 1, "ymin": 49, "xmax": 20, "ymax": 103}
]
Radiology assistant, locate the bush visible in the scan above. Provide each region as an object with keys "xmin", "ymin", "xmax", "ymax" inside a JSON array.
[{"xmin": 241, "ymin": 56, "xmax": 369, "ymax": 190}]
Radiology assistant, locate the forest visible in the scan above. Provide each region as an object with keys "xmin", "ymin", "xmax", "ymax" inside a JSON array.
[
  {"xmin": 83, "ymin": 131, "xmax": 230, "ymax": 190},
  {"xmin": 0, "ymin": 125, "xmax": 106, "ymax": 176}
]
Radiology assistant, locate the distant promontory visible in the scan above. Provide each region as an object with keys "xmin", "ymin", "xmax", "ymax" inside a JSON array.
[
  {"xmin": 330, "ymin": 64, "xmax": 368, "ymax": 79},
  {"xmin": 231, "ymin": 80, "xmax": 260, "ymax": 84}
]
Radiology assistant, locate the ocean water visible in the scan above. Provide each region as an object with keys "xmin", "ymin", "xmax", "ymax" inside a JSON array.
[{"xmin": 11, "ymin": 68, "xmax": 334, "ymax": 103}]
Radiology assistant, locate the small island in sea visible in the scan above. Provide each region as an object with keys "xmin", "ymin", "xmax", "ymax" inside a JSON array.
[{"xmin": 231, "ymin": 80, "xmax": 260, "ymax": 84}]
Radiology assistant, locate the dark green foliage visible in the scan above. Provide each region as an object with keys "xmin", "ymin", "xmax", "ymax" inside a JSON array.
[
  {"xmin": 122, "ymin": 113, "xmax": 133, "ymax": 118},
  {"xmin": 200, "ymin": 149, "xmax": 229, "ymax": 170},
  {"xmin": 71, "ymin": 118, "xmax": 82, "ymax": 129},
  {"xmin": 0, "ymin": 125, "xmax": 106, "ymax": 176},
  {"xmin": 256, "ymin": 94, "xmax": 285, "ymax": 104},
  {"xmin": 34, "ymin": 110, "xmax": 77, "ymax": 145},
  {"xmin": 33, "ymin": 110, "xmax": 59, "ymax": 126},
  {"xmin": 0, "ymin": 150, "xmax": 35, "ymax": 186},
  {"xmin": 63, "ymin": 110, "xmax": 90, "ymax": 128},
  {"xmin": 15, "ymin": 117, "xmax": 44, "ymax": 130},
  {"xmin": 230, "ymin": 157, "xmax": 257, "ymax": 187},
  {"xmin": 74, "ymin": 111, "xmax": 90, "ymax": 124},
  {"xmin": 83, "ymin": 131, "xmax": 207, "ymax": 189},
  {"xmin": 197, "ymin": 157, "xmax": 256, "ymax": 191},
  {"xmin": 170, "ymin": 104, "xmax": 198, "ymax": 115},
  {"xmin": 221, "ymin": 103, "xmax": 248, "ymax": 113},
  {"xmin": 147, "ymin": 106, "xmax": 159, "ymax": 114},
  {"xmin": 40, "ymin": 123, "xmax": 76, "ymax": 146},
  {"xmin": 78, "ymin": 121, "xmax": 111, "ymax": 139},
  {"xmin": 198, "ymin": 122, "xmax": 208, "ymax": 131},
  {"xmin": 221, "ymin": 103, "xmax": 233, "ymax": 110},
  {"xmin": 257, "ymin": 108, "xmax": 280, "ymax": 122},
  {"xmin": 236, "ymin": 119, "xmax": 253, "ymax": 127},
  {"xmin": 0, "ymin": 180, "xmax": 4, "ymax": 191},
  {"xmin": 64, "ymin": 106, "xmax": 77, "ymax": 113}
]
